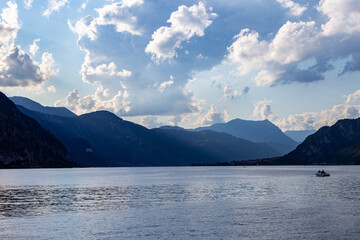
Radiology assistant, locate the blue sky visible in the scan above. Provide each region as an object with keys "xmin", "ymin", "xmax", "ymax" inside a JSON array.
[{"xmin": 0, "ymin": 0, "xmax": 359, "ymax": 130}]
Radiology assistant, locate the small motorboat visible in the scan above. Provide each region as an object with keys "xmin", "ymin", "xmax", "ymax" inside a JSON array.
[{"xmin": 316, "ymin": 170, "xmax": 330, "ymax": 177}]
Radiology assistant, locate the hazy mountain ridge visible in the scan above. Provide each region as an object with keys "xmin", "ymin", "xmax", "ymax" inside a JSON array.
[
  {"xmin": 10, "ymin": 96, "xmax": 77, "ymax": 118},
  {"xmin": 152, "ymin": 128, "xmax": 281, "ymax": 163},
  {"xmin": 0, "ymin": 92, "xmax": 76, "ymax": 168},
  {"xmin": 193, "ymin": 118, "xmax": 298, "ymax": 155},
  {"xmin": 5, "ymin": 93, "xmax": 360, "ymax": 167},
  {"xmin": 284, "ymin": 130, "xmax": 316, "ymax": 143},
  {"xmin": 17, "ymin": 105, "xmax": 283, "ymax": 166}
]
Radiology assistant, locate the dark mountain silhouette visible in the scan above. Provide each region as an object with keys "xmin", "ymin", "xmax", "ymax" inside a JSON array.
[
  {"xmin": 284, "ymin": 130, "xmax": 316, "ymax": 143},
  {"xmin": 193, "ymin": 118, "xmax": 297, "ymax": 154},
  {"xmin": 0, "ymin": 92, "xmax": 76, "ymax": 168},
  {"xmin": 152, "ymin": 127, "xmax": 281, "ymax": 163},
  {"xmin": 10, "ymin": 96, "xmax": 76, "ymax": 117},
  {"xmin": 17, "ymin": 106, "xmax": 282, "ymax": 167},
  {"xmin": 279, "ymin": 118, "xmax": 360, "ymax": 165}
]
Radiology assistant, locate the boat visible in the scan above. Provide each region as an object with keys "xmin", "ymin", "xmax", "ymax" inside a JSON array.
[{"xmin": 316, "ymin": 170, "xmax": 330, "ymax": 177}]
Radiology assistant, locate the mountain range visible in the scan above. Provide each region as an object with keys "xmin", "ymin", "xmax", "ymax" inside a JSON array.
[
  {"xmin": 3, "ymin": 93, "xmax": 359, "ymax": 168},
  {"xmin": 17, "ymin": 106, "xmax": 281, "ymax": 167},
  {"xmin": 193, "ymin": 119, "xmax": 298, "ymax": 155},
  {"xmin": 0, "ymin": 92, "xmax": 76, "ymax": 168}
]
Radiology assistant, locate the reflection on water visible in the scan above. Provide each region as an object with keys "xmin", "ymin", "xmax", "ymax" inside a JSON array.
[{"xmin": 0, "ymin": 166, "xmax": 360, "ymax": 220}]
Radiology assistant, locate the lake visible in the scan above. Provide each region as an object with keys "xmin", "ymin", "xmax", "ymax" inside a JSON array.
[{"xmin": 0, "ymin": 166, "xmax": 359, "ymax": 239}]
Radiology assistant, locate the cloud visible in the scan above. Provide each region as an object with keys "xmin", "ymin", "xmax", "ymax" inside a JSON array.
[
  {"xmin": 253, "ymin": 99, "xmax": 360, "ymax": 131},
  {"xmin": 56, "ymin": 85, "xmax": 131, "ymax": 115},
  {"xmin": 0, "ymin": 45, "xmax": 57, "ymax": 87},
  {"xmin": 168, "ymin": 115, "xmax": 183, "ymax": 126},
  {"xmin": 276, "ymin": 0, "xmax": 307, "ymax": 17},
  {"xmin": 47, "ymin": 85, "xmax": 56, "ymax": 92},
  {"xmin": 80, "ymin": 56, "xmax": 132, "ymax": 84},
  {"xmin": 228, "ymin": 21, "xmax": 319, "ymax": 79},
  {"xmin": 227, "ymin": 0, "xmax": 360, "ymax": 86},
  {"xmin": 95, "ymin": 0, "xmax": 143, "ymax": 35},
  {"xmin": 318, "ymin": 0, "xmax": 360, "ymax": 36},
  {"xmin": 68, "ymin": 1, "xmax": 215, "ymax": 117},
  {"xmin": 252, "ymin": 99, "xmax": 276, "ymax": 120},
  {"xmin": 68, "ymin": 16, "xmax": 97, "ymax": 41},
  {"xmin": 140, "ymin": 116, "xmax": 163, "ymax": 129},
  {"xmin": 145, "ymin": 2, "xmax": 217, "ymax": 61},
  {"xmin": 68, "ymin": 0, "xmax": 143, "ymax": 41},
  {"xmin": 39, "ymin": 52, "xmax": 58, "ymax": 80},
  {"xmin": 158, "ymin": 78, "xmax": 174, "ymax": 92},
  {"xmin": 29, "ymin": 38, "xmax": 40, "ymax": 56},
  {"xmin": 0, "ymin": 1, "xmax": 58, "ymax": 89},
  {"xmin": 197, "ymin": 104, "xmax": 228, "ymax": 125},
  {"xmin": 223, "ymin": 84, "xmax": 249, "ymax": 99},
  {"xmin": 341, "ymin": 52, "xmax": 360, "ymax": 75},
  {"xmin": 24, "ymin": 0, "xmax": 33, "ymax": 9},
  {"xmin": 346, "ymin": 89, "xmax": 360, "ymax": 104},
  {"xmin": 0, "ymin": 1, "xmax": 19, "ymax": 47},
  {"xmin": 43, "ymin": 0, "xmax": 69, "ymax": 17}
]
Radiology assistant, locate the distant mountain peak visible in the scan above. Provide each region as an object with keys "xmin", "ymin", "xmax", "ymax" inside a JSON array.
[
  {"xmin": 159, "ymin": 125, "xmax": 185, "ymax": 131},
  {"xmin": 193, "ymin": 118, "xmax": 297, "ymax": 155},
  {"xmin": 80, "ymin": 110, "xmax": 122, "ymax": 120}
]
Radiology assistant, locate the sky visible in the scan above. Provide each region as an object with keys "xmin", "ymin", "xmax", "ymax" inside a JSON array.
[{"xmin": 0, "ymin": 0, "xmax": 359, "ymax": 131}]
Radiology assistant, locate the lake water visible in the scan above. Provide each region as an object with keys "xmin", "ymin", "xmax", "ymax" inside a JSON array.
[{"xmin": 0, "ymin": 166, "xmax": 359, "ymax": 239}]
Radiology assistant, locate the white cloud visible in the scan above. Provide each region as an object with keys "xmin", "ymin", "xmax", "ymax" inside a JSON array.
[
  {"xmin": 95, "ymin": 0, "xmax": 143, "ymax": 35},
  {"xmin": 29, "ymin": 38, "xmax": 40, "ymax": 56},
  {"xmin": 0, "ymin": 2, "xmax": 57, "ymax": 89},
  {"xmin": 47, "ymin": 85, "xmax": 56, "ymax": 92},
  {"xmin": 227, "ymin": 0, "xmax": 360, "ymax": 87},
  {"xmin": 0, "ymin": 45, "xmax": 56, "ymax": 87},
  {"xmin": 168, "ymin": 115, "xmax": 182, "ymax": 126},
  {"xmin": 69, "ymin": 0, "xmax": 143, "ymax": 41},
  {"xmin": 0, "ymin": 1, "xmax": 19, "ymax": 47},
  {"xmin": 158, "ymin": 80, "xmax": 174, "ymax": 92},
  {"xmin": 140, "ymin": 116, "xmax": 163, "ymax": 129},
  {"xmin": 80, "ymin": 52, "xmax": 132, "ymax": 84},
  {"xmin": 228, "ymin": 21, "xmax": 319, "ymax": 77},
  {"xmin": 252, "ymin": 99, "xmax": 276, "ymax": 120},
  {"xmin": 57, "ymin": 85, "xmax": 131, "ymax": 115},
  {"xmin": 223, "ymin": 84, "xmax": 249, "ymax": 99},
  {"xmin": 43, "ymin": 0, "xmax": 69, "ymax": 17},
  {"xmin": 24, "ymin": 0, "xmax": 33, "ymax": 9},
  {"xmin": 39, "ymin": 52, "xmax": 58, "ymax": 81},
  {"xmin": 253, "ymin": 99, "xmax": 360, "ymax": 131},
  {"xmin": 68, "ymin": 16, "xmax": 97, "ymax": 41},
  {"xmin": 276, "ymin": 0, "xmax": 307, "ymax": 17},
  {"xmin": 346, "ymin": 89, "xmax": 360, "ymax": 104},
  {"xmin": 196, "ymin": 104, "xmax": 228, "ymax": 126},
  {"xmin": 1, "ymin": 1, "xmax": 19, "ymax": 29},
  {"xmin": 253, "ymin": 70, "xmax": 283, "ymax": 87},
  {"xmin": 145, "ymin": 2, "xmax": 217, "ymax": 61},
  {"xmin": 228, "ymin": 20, "xmax": 325, "ymax": 86},
  {"xmin": 318, "ymin": 0, "xmax": 360, "ymax": 36}
]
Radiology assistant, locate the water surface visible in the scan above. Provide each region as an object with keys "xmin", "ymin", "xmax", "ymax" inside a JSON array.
[{"xmin": 0, "ymin": 166, "xmax": 359, "ymax": 239}]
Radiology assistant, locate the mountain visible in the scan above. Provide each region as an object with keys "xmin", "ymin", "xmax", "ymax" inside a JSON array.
[
  {"xmin": 0, "ymin": 92, "xmax": 76, "ymax": 168},
  {"xmin": 279, "ymin": 118, "xmax": 360, "ymax": 165},
  {"xmin": 193, "ymin": 119, "xmax": 298, "ymax": 155},
  {"xmin": 284, "ymin": 130, "xmax": 316, "ymax": 143},
  {"xmin": 152, "ymin": 128, "xmax": 281, "ymax": 163},
  {"xmin": 10, "ymin": 96, "xmax": 77, "ymax": 117},
  {"xmin": 17, "ymin": 106, "xmax": 282, "ymax": 166}
]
